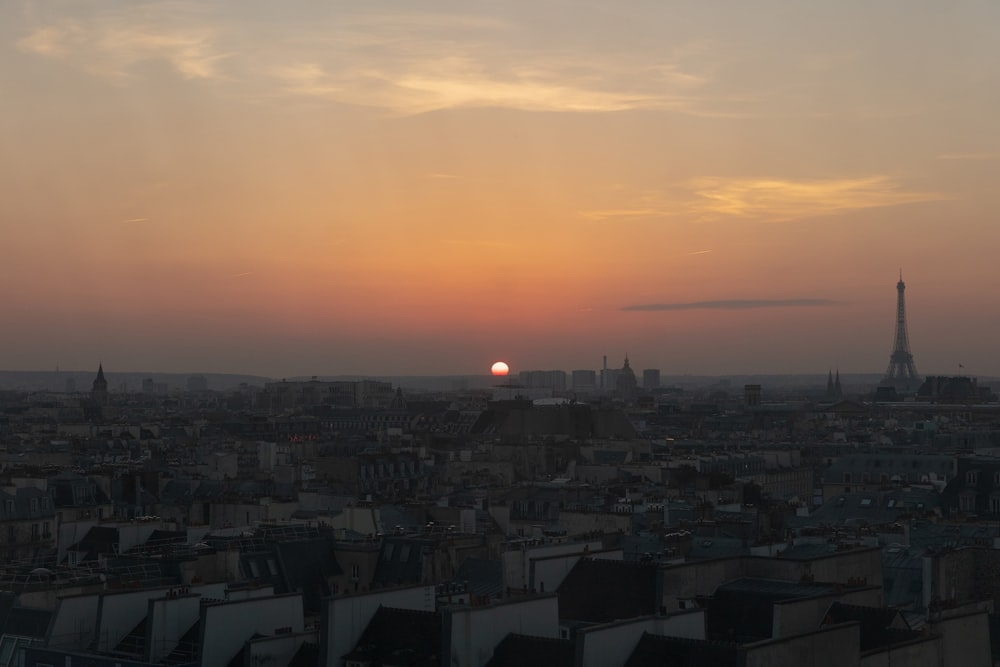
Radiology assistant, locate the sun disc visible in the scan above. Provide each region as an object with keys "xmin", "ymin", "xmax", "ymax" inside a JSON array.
[{"xmin": 491, "ymin": 361, "xmax": 510, "ymax": 376}]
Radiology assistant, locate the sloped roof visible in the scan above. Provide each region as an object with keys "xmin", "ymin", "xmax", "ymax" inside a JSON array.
[
  {"xmin": 1, "ymin": 606, "xmax": 52, "ymax": 638},
  {"xmin": 708, "ymin": 578, "xmax": 838, "ymax": 641},
  {"xmin": 342, "ymin": 606, "xmax": 440, "ymax": 666},
  {"xmin": 452, "ymin": 557, "xmax": 504, "ymax": 599},
  {"xmin": 823, "ymin": 602, "xmax": 919, "ymax": 651},
  {"xmin": 557, "ymin": 559, "xmax": 658, "ymax": 623},
  {"xmin": 624, "ymin": 632, "xmax": 739, "ymax": 667},
  {"xmin": 485, "ymin": 633, "xmax": 575, "ymax": 667}
]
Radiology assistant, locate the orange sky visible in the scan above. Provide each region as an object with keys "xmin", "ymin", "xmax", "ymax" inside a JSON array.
[{"xmin": 3, "ymin": 1, "xmax": 1000, "ymax": 377}]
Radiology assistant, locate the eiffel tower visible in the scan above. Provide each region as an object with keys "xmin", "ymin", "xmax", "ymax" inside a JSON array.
[{"xmin": 883, "ymin": 272, "xmax": 919, "ymax": 389}]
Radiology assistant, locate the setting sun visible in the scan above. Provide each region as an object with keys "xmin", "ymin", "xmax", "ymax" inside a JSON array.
[{"xmin": 491, "ymin": 361, "xmax": 510, "ymax": 376}]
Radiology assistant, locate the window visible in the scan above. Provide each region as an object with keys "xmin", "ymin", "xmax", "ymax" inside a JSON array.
[
  {"xmin": 843, "ymin": 473, "xmax": 852, "ymax": 483},
  {"xmin": 960, "ymin": 493, "xmax": 976, "ymax": 513},
  {"xmin": 991, "ymin": 496, "xmax": 1000, "ymax": 515},
  {"xmin": 967, "ymin": 471, "xmax": 980, "ymax": 485},
  {"xmin": 351, "ymin": 563, "xmax": 360, "ymax": 579}
]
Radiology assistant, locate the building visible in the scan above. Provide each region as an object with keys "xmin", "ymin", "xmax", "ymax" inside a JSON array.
[
  {"xmin": 572, "ymin": 370, "xmax": 597, "ymax": 393},
  {"xmin": 642, "ymin": 369, "xmax": 660, "ymax": 390},
  {"xmin": 518, "ymin": 371, "xmax": 568, "ymax": 393},
  {"xmin": 615, "ymin": 357, "xmax": 637, "ymax": 397},
  {"xmin": 90, "ymin": 364, "xmax": 108, "ymax": 406}
]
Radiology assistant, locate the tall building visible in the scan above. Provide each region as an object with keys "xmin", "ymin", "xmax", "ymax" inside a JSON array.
[
  {"xmin": 642, "ymin": 368, "xmax": 660, "ymax": 390},
  {"xmin": 615, "ymin": 356, "xmax": 637, "ymax": 397},
  {"xmin": 572, "ymin": 369, "xmax": 597, "ymax": 393},
  {"xmin": 518, "ymin": 370, "xmax": 567, "ymax": 392},
  {"xmin": 90, "ymin": 364, "xmax": 108, "ymax": 406},
  {"xmin": 883, "ymin": 272, "xmax": 919, "ymax": 390}
]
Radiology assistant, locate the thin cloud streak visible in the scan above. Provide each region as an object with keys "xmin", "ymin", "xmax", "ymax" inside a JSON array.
[
  {"xmin": 685, "ymin": 175, "xmax": 950, "ymax": 222},
  {"xmin": 623, "ymin": 298, "xmax": 840, "ymax": 312},
  {"xmin": 16, "ymin": 12, "xmax": 229, "ymax": 82}
]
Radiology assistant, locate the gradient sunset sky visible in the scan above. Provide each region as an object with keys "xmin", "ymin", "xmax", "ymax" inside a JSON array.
[{"xmin": 3, "ymin": 1, "xmax": 999, "ymax": 378}]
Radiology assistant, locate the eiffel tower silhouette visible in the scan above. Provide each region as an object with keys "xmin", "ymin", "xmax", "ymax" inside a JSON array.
[{"xmin": 883, "ymin": 271, "xmax": 919, "ymax": 389}]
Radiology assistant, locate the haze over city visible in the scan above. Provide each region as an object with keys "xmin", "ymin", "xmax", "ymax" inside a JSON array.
[{"xmin": 4, "ymin": 1, "xmax": 999, "ymax": 378}]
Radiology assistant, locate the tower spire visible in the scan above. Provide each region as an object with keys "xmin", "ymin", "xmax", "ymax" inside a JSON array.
[{"xmin": 883, "ymin": 273, "xmax": 919, "ymax": 390}]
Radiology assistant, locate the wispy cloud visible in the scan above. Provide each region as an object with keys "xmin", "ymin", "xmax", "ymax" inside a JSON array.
[
  {"xmin": 16, "ymin": 11, "xmax": 229, "ymax": 82},
  {"xmin": 121, "ymin": 217, "xmax": 148, "ymax": 223},
  {"xmin": 578, "ymin": 208, "xmax": 668, "ymax": 221},
  {"xmin": 623, "ymin": 298, "xmax": 840, "ymax": 312},
  {"xmin": 16, "ymin": 7, "xmax": 734, "ymax": 116},
  {"xmin": 685, "ymin": 175, "xmax": 949, "ymax": 222},
  {"xmin": 262, "ymin": 11, "xmax": 721, "ymax": 116},
  {"xmin": 271, "ymin": 57, "xmax": 711, "ymax": 116},
  {"xmin": 688, "ymin": 249, "xmax": 712, "ymax": 255}
]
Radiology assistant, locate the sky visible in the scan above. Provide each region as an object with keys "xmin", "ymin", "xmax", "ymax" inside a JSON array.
[{"xmin": 3, "ymin": 1, "xmax": 999, "ymax": 378}]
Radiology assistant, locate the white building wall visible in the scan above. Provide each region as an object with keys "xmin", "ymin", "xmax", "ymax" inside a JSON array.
[
  {"xmin": 48, "ymin": 594, "xmax": 100, "ymax": 650},
  {"xmin": 503, "ymin": 541, "xmax": 603, "ymax": 591},
  {"xmin": 247, "ymin": 631, "xmax": 319, "ymax": 667},
  {"xmin": 932, "ymin": 609, "xmax": 992, "ymax": 667},
  {"xmin": 324, "ymin": 585, "xmax": 435, "ymax": 667},
  {"xmin": 446, "ymin": 595, "xmax": 559, "ymax": 667},
  {"xmin": 146, "ymin": 594, "xmax": 201, "ymax": 663},
  {"xmin": 530, "ymin": 555, "xmax": 581, "ymax": 594},
  {"xmin": 95, "ymin": 586, "xmax": 175, "ymax": 651},
  {"xmin": 200, "ymin": 594, "xmax": 304, "ymax": 667}
]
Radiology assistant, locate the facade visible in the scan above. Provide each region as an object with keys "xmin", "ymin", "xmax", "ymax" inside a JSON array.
[
  {"xmin": 0, "ymin": 487, "xmax": 56, "ymax": 563},
  {"xmin": 518, "ymin": 371, "xmax": 568, "ymax": 393},
  {"xmin": 642, "ymin": 369, "xmax": 660, "ymax": 390},
  {"xmin": 572, "ymin": 370, "xmax": 597, "ymax": 393}
]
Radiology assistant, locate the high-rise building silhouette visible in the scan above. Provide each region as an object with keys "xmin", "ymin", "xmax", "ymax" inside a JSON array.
[
  {"xmin": 91, "ymin": 363, "xmax": 109, "ymax": 406},
  {"xmin": 883, "ymin": 272, "xmax": 919, "ymax": 389}
]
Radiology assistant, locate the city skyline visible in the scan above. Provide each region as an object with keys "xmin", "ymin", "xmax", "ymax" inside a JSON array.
[{"xmin": 4, "ymin": 2, "xmax": 1000, "ymax": 378}]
